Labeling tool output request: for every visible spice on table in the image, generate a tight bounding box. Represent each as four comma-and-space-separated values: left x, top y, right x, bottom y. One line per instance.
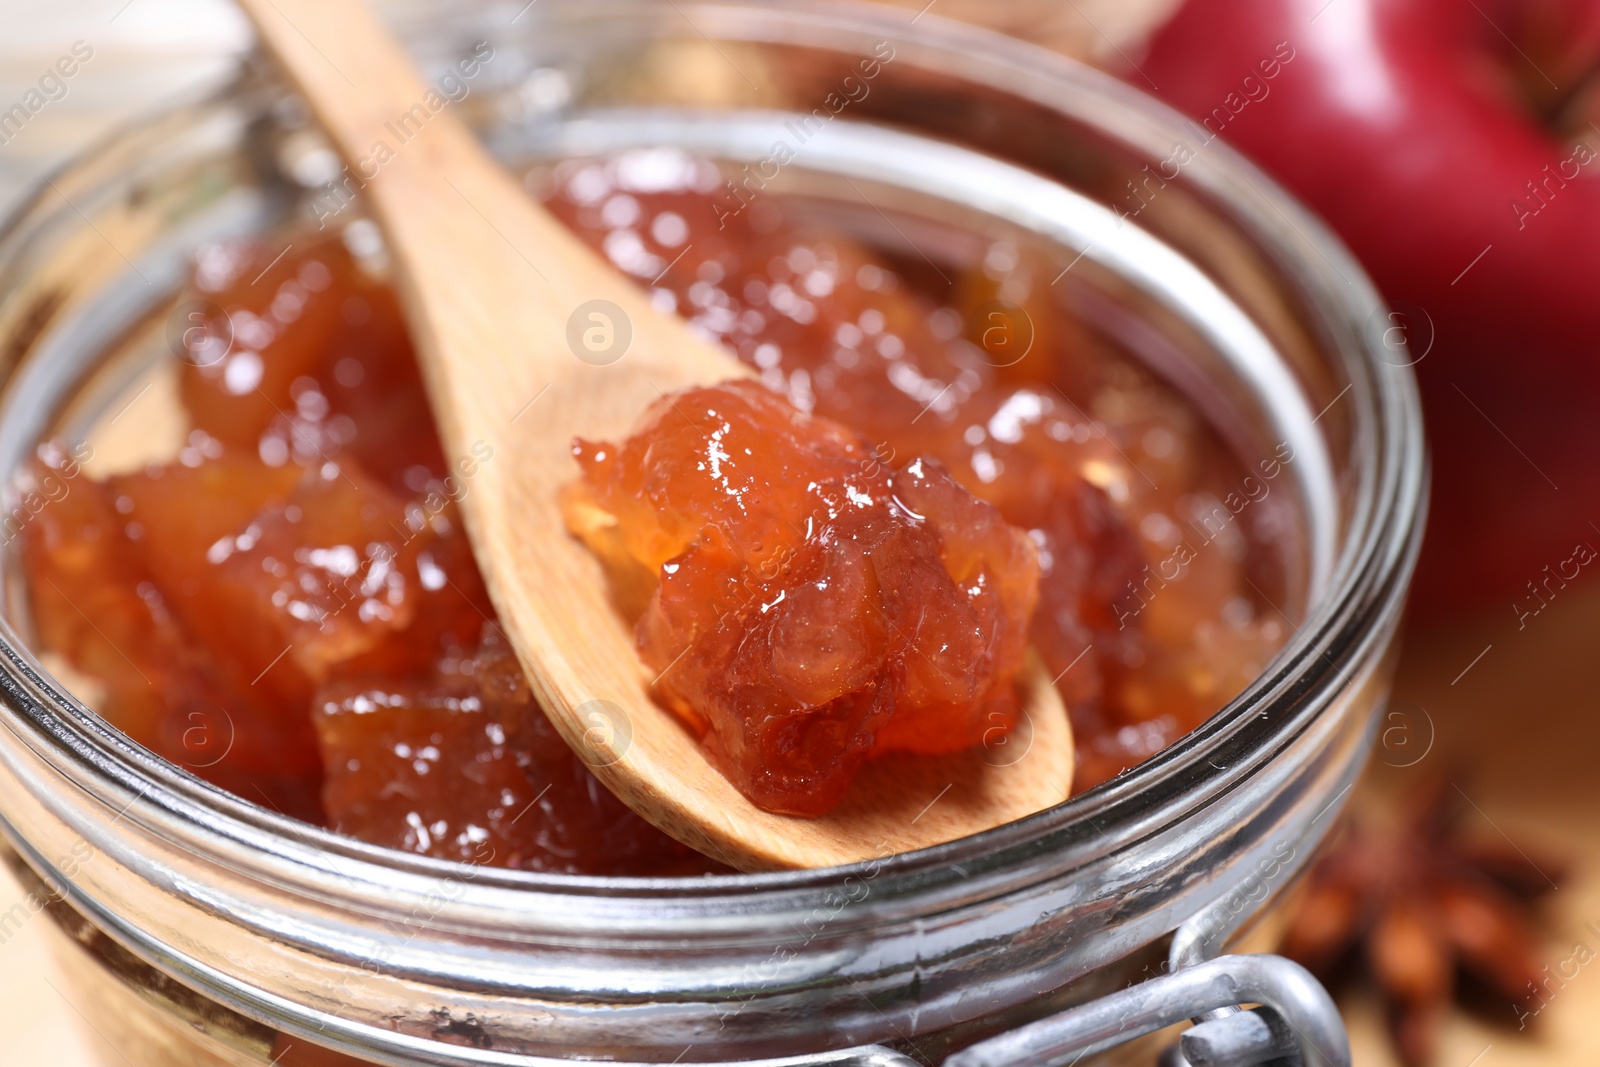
1281, 778, 1564, 1066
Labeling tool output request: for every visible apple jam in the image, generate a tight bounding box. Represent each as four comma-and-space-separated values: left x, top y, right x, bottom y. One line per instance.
18, 149, 1285, 873
570, 382, 1041, 816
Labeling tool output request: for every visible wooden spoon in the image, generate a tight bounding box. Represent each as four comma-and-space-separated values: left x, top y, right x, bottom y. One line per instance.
237, 0, 1074, 870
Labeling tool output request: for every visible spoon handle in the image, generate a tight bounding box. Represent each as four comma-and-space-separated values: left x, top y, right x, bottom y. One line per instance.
238, 0, 744, 416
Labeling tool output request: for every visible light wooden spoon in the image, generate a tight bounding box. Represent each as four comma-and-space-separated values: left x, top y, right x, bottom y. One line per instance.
237, 0, 1073, 870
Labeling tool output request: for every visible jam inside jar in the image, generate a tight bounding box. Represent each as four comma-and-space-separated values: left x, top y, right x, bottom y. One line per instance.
12, 83, 1312, 883
15, 138, 1298, 877
547, 147, 1298, 812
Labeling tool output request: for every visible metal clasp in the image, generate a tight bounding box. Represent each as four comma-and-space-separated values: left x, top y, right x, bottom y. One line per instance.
690, 877, 1351, 1067
934, 865, 1353, 1067
941, 954, 1348, 1067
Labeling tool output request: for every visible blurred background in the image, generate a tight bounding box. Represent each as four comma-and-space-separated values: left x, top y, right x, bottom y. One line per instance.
3, 1, 1597, 1064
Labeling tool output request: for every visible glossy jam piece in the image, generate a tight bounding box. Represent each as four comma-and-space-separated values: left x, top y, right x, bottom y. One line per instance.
572, 381, 1039, 815
316, 626, 716, 875
108, 450, 308, 709
20, 447, 324, 820
111, 452, 489, 694
181, 233, 444, 491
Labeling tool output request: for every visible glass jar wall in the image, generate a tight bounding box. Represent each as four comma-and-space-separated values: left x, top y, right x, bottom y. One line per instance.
0, 2, 1423, 1063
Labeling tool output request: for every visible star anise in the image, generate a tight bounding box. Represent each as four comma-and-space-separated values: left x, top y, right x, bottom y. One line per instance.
1280, 777, 1564, 1066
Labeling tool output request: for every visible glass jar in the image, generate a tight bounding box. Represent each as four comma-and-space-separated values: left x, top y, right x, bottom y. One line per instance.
0, 2, 1424, 1065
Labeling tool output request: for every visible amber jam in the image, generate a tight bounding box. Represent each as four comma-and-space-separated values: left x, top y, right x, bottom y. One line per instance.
19, 149, 1285, 874
570, 382, 1041, 816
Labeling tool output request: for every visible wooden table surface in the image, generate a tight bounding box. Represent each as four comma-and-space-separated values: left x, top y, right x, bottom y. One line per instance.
3, 3, 1595, 1065
1343, 584, 1600, 1067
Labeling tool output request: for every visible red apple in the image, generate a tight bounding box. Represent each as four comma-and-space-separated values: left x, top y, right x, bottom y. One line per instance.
1130, 0, 1600, 618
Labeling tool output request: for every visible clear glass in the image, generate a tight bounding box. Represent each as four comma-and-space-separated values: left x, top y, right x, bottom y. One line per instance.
0, 2, 1424, 1064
